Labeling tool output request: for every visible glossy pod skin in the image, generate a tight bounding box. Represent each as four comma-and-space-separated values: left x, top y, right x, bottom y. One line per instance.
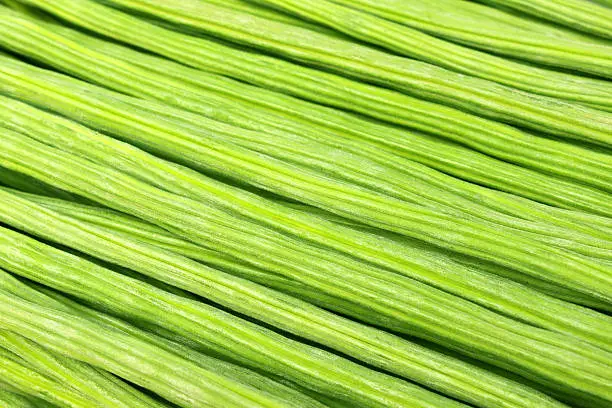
0, 129, 610, 407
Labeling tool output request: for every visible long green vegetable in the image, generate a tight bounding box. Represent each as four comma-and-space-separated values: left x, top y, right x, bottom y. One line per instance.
71, 102, 612, 254
329, 0, 607, 43
2, 67, 611, 260
36, 293, 356, 408
54, 20, 612, 198
0, 3, 610, 406
0, 386, 56, 408
593, 0, 612, 6
99, 0, 612, 141
2, 14, 611, 218
1, 128, 611, 407
324, 0, 612, 77
0, 270, 337, 408
0, 166, 80, 201
189, 0, 335, 34
0, 347, 99, 408
0, 286, 334, 408
4, 87, 612, 308
65, 14, 612, 195
0, 331, 171, 408
0, 187, 591, 408
2, 67, 611, 309
11, 188, 611, 350
13, 0, 612, 147
0, 230, 605, 408
0, 227, 470, 408
1, 165, 604, 313
475, 0, 612, 39
131, 0, 612, 104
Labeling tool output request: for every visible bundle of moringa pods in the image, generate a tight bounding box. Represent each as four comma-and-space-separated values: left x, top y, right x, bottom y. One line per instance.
0, 0, 610, 407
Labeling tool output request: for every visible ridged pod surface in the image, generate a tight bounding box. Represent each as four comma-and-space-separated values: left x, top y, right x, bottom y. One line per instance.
98, 0, 612, 141
1, 58, 611, 306
12, 0, 612, 147
2, 73, 611, 307
476, 0, 612, 39
0, 346, 100, 408
1, 15, 610, 214
0, 331, 170, 408
0, 188, 574, 408
0, 288, 336, 408
127, 0, 612, 103
0, 271, 335, 408
11, 189, 611, 351
1, 67, 611, 256
7, 86, 612, 308
0, 129, 610, 406
326, 0, 612, 77
0, 228, 467, 408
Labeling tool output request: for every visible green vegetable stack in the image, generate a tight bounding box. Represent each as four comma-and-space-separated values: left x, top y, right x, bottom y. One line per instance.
0, 0, 610, 407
